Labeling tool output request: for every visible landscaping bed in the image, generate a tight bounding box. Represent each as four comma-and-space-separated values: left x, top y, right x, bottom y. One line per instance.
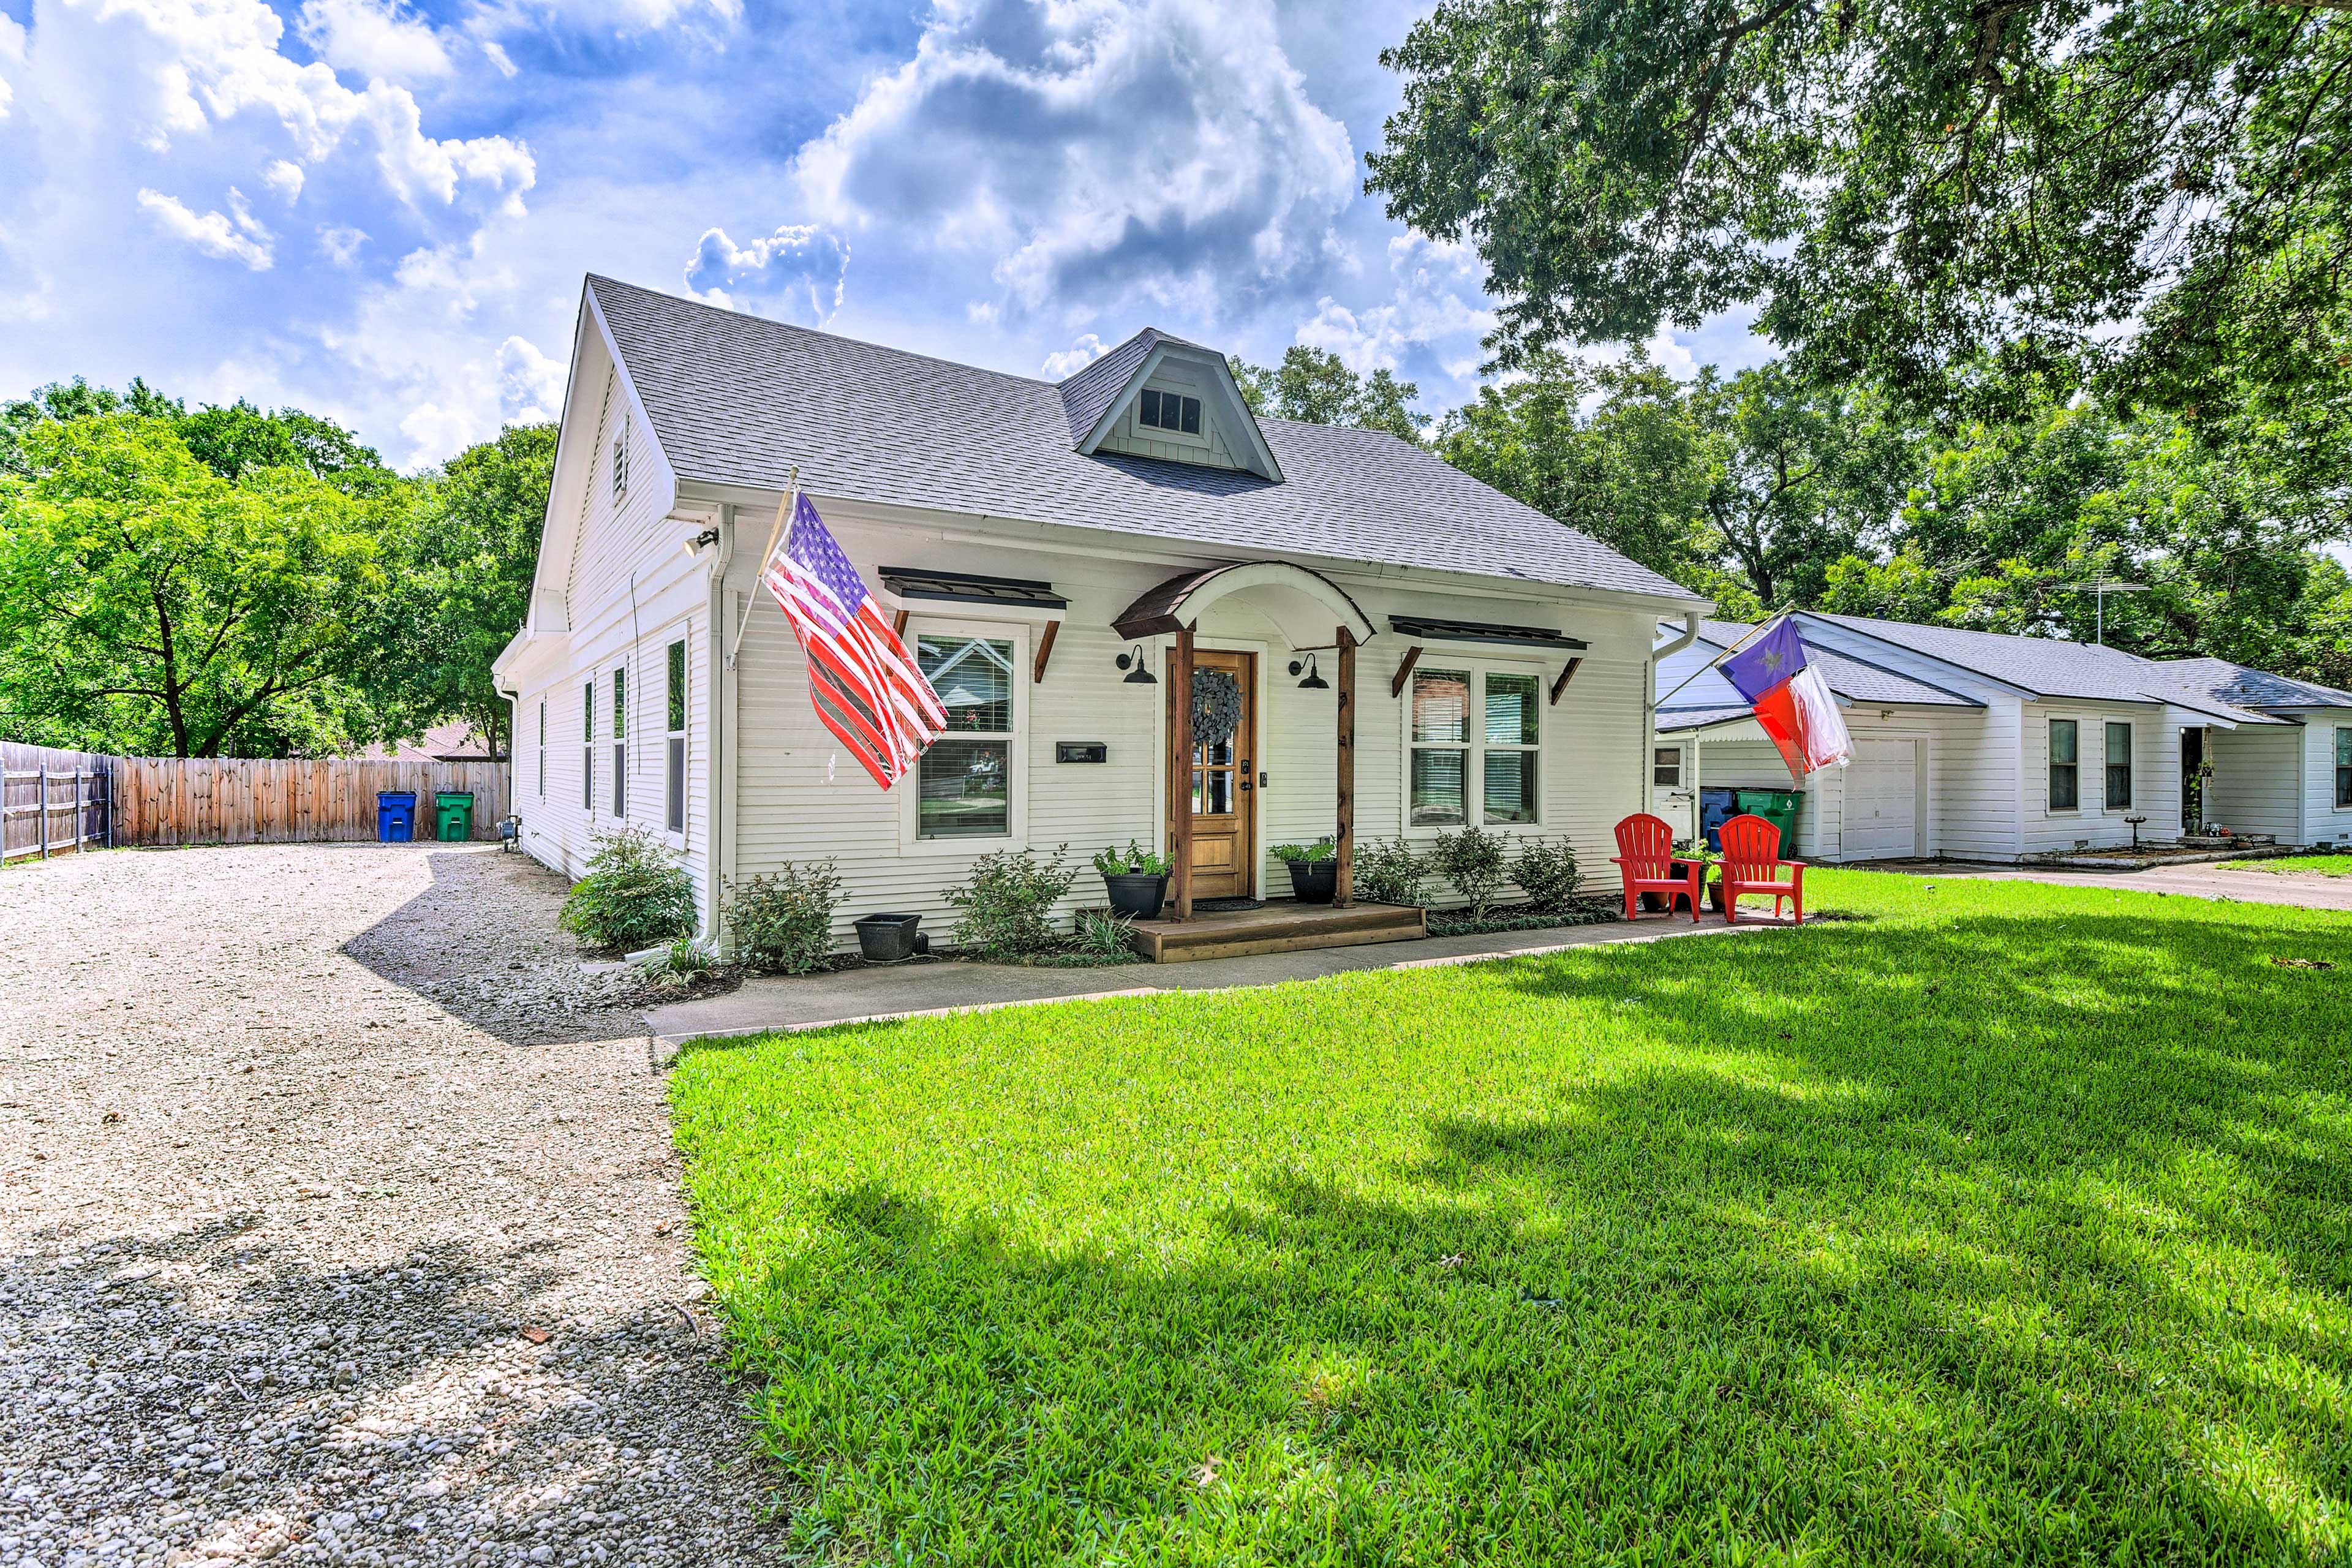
669, 868, 2352, 1564
1423, 898, 1621, 937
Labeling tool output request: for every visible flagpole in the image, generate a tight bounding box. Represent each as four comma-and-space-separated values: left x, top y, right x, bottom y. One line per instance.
1653, 601, 1796, 712
727, 464, 800, 664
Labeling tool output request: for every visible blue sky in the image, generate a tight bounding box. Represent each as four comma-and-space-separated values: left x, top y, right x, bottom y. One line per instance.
0, 0, 1776, 470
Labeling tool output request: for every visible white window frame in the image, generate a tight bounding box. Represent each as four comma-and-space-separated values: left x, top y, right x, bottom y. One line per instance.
612, 421, 629, 500
536, 699, 546, 801
664, 635, 689, 842
581, 680, 595, 815
2046, 717, 2080, 813
2104, 720, 2133, 810
611, 664, 629, 819
1652, 745, 1684, 790
2335, 726, 2352, 812
1398, 655, 1547, 835
898, 616, 1031, 854
1133, 382, 1210, 449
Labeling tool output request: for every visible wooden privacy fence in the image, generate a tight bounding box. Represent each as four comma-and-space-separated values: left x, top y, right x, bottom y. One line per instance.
2, 742, 114, 861
111, 758, 509, 846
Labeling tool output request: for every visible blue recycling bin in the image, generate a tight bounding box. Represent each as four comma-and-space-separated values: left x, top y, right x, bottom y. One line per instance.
376, 791, 417, 843
1700, 787, 1738, 850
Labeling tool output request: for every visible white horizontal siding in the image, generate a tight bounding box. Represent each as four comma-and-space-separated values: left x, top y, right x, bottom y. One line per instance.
2296, 714, 2352, 845
2018, 702, 2182, 854
2207, 722, 2303, 843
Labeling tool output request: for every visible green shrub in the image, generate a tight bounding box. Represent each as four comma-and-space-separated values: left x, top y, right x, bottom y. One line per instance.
1069, 907, 1138, 960
947, 845, 1079, 961
1352, 837, 1425, 906
1091, 840, 1172, 878
1426, 826, 1511, 918
725, 860, 843, 974
1270, 838, 1335, 863
1512, 837, 1583, 911
559, 827, 696, 952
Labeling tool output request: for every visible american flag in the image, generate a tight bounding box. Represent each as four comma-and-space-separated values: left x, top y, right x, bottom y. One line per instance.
759, 491, 948, 788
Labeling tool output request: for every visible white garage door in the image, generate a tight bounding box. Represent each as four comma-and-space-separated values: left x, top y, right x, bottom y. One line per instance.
1844, 740, 1918, 860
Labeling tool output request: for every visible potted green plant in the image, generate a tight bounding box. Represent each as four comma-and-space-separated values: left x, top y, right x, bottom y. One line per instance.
1091, 841, 1172, 919
1272, 839, 1338, 903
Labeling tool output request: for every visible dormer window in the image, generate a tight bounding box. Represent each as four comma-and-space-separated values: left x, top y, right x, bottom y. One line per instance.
1139, 389, 1200, 435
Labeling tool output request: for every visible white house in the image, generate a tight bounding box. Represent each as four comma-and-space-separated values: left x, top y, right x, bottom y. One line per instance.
493, 276, 1711, 958
1651, 611, 2344, 861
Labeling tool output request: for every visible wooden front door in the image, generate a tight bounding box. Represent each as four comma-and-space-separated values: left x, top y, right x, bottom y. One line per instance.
1168, 649, 1256, 899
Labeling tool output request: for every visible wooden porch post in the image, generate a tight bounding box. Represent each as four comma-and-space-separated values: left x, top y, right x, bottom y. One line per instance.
1170, 622, 1195, 921
1335, 624, 1355, 907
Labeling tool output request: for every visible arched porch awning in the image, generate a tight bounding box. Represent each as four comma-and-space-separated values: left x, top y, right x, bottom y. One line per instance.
1109, 560, 1376, 648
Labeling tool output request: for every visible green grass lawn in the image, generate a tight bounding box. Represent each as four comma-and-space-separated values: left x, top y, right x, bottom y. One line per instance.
670, 870, 2352, 1565
2225, 853, 2352, 878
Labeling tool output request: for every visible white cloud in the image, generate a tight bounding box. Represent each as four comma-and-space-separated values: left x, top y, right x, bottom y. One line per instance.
1039, 333, 1106, 379
0, 13, 24, 119
1295, 235, 1493, 374
683, 224, 848, 323
478, 37, 518, 77
297, 0, 454, 84
320, 224, 369, 265
137, 188, 275, 270
496, 334, 565, 422
795, 0, 1355, 322
262, 159, 306, 200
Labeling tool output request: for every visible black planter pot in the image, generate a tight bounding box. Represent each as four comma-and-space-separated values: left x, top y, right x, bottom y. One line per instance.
853, 912, 923, 963
1101, 872, 1169, 919
1285, 859, 1338, 903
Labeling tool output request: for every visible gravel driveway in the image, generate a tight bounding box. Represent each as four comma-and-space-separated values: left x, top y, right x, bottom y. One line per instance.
0, 843, 784, 1568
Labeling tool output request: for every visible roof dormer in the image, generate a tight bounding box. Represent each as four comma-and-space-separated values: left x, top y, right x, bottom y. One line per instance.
1057, 329, 1282, 482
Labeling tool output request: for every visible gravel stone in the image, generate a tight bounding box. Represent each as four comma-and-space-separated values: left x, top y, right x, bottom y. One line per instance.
0, 843, 786, 1566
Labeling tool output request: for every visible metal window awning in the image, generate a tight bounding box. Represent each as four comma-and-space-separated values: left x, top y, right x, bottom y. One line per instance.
1387, 616, 1588, 651
880, 567, 1067, 610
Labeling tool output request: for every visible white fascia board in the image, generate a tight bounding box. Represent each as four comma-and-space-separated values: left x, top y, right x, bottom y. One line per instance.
669, 479, 1708, 619
1789, 612, 2042, 702
582, 284, 678, 520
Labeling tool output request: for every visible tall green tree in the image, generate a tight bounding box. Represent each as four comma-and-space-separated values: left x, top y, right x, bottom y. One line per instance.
1366, 0, 2352, 442
351, 423, 556, 758
1229, 347, 1431, 442
0, 414, 391, 756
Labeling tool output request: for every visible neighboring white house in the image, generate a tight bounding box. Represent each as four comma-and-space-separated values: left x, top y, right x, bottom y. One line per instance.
492, 275, 1712, 951
1649, 612, 2334, 862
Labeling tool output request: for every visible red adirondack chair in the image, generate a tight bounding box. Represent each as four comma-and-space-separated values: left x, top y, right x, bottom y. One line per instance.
1717, 813, 1806, 925
1612, 813, 1705, 922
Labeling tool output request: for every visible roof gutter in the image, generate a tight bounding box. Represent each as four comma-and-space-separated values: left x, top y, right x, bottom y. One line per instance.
1645, 612, 1703, 820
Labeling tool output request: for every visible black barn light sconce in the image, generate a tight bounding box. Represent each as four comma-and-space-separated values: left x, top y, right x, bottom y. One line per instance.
1115, 644, 1158, 684
1288, 653, 1329, 690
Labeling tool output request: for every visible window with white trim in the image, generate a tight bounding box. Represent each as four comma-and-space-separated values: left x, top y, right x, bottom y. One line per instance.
581, 681, 595, 813
1653, 746, 1683, 789
2337, 728, 2351, 809
915, 633, 1016, 839
1139, 388, 1200, 435
665, 639, 687, 835
612, 422, 628, 499
536, 699, 546, 801
611, 665, 628, 818
2049, 718, 2079, 810
2105, 721, 2133, 809
1408, 665, 1540, 828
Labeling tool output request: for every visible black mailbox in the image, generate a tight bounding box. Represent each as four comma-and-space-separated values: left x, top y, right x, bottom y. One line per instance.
1055, 741, 1108, 764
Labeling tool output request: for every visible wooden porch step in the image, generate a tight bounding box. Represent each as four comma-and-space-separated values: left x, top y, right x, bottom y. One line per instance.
1126, 901, 1427, 964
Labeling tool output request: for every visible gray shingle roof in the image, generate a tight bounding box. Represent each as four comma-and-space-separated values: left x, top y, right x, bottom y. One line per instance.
1054, 328, 1163, 443
2150, 657, 2352, 713
1695, 620, 1980, 709
587, 275, 1700, 602
1804, 612, 2279, 723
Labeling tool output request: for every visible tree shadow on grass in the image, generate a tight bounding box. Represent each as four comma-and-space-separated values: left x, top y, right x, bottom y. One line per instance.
688, 907, 2352, 1565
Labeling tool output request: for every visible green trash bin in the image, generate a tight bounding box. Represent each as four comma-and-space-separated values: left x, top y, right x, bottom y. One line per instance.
434, 791, 475, 842
1735, 788, 1803, 855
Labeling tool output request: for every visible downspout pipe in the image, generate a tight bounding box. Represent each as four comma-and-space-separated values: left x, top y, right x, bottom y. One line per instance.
1645, 612, 1702, 819
701, 505, 737, 946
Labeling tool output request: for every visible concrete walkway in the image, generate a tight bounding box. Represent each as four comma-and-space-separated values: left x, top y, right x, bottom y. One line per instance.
644, 914, 1775, 1047
1855, 858, 2352, 911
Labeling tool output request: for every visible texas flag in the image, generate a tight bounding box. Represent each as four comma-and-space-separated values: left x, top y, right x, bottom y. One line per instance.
1718, 618, 1853, 779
